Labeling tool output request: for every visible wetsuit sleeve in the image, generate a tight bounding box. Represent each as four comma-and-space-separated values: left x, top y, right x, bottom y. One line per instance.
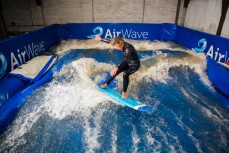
116, 58, 126, 68
101, 38, 111, 44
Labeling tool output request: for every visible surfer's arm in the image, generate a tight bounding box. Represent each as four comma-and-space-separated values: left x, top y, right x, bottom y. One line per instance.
110, 58, 125, 76
95, 35, 111, 44
101, 38, 112, 44
117, 58, 125, 68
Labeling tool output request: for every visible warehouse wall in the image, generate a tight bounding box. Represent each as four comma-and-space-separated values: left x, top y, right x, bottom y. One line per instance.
1, 0, 180, 34
184, 0, 221, 35
0, 0, 228, 38
221, 7, 229, 38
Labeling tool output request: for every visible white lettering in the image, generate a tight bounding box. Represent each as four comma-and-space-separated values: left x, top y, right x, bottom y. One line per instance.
21, 51, 26, 63
142, 32, 148, 39
10, 41, 45, 70
105, 29, 113, 38
41, 41, 45, 51
218, 53, 225, 62
214, 51, 218, 60
113, 29, 116, 37
34, 44, 39, 55
24, 43, 34, 59
206, 45, 214, 59
116, 31, 121, 36
137, 31, 143, 38
11, 52, 19, 70
121, 29, 132, 38
131, 30, 137, 38
17, 49, 23, 65
105, 29, 149, 39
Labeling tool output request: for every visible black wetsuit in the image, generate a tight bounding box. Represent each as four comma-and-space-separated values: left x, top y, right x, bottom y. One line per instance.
101, 38, 140, 92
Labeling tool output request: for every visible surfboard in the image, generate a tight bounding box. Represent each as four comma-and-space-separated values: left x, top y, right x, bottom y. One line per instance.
98, 85, 153, 112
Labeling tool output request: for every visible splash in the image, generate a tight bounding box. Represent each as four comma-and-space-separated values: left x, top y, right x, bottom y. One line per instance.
46, 58, 113, 119
52, 39, 210, 89
52, 39, 188, 55
1, 39, 227, 153
0, 58, 115, 151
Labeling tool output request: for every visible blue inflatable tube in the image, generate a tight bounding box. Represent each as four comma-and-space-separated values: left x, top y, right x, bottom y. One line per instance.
0, 51, 71, 134
0, 69, 53, 134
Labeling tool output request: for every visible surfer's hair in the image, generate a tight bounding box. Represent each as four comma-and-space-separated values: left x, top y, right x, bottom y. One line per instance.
111, 36, 124, 46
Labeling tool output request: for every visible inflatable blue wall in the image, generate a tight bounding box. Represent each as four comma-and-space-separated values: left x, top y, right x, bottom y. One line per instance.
175, 26, 229, 101
0, 23, 229, 134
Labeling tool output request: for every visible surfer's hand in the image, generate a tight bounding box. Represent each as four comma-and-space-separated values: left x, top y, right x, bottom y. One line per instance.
111, 67, 118, 76
95, 35, 101, 41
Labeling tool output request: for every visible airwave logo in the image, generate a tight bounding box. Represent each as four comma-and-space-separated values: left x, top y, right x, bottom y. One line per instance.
193, 38, 229, 63
0, 52, 7, 79
87, 26, 149, 39
192, 38, 207, 53
11, 41, 45, 70
87, 26, 103, 38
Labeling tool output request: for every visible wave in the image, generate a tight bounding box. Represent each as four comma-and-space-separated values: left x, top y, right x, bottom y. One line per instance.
1, 40, 228, 152
52, 39, 189, 55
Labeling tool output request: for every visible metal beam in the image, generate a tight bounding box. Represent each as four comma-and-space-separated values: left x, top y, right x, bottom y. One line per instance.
0, 0, 8, 40
175, 0, 181, 24
216, 0, 229, 36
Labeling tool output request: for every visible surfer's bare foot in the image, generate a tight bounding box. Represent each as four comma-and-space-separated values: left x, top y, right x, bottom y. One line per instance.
101, 84, 108, 88
122, 92, 127, 99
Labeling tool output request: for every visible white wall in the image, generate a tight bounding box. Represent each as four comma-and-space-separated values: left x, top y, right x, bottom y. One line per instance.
143, 0, 178, 23
1, 0, 229, 38
184, 0, 221, 35
2, 0, 179, 33
221, 8, 229, 38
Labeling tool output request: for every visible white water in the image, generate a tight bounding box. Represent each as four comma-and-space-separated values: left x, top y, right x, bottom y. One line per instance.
53, 39, 210, 85
1, 39, 226, 152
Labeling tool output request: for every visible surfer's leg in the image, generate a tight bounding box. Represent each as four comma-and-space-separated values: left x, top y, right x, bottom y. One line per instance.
123, 72, 129, 92
122, 70, 129, 98
123, 65, 140, 92
101, 75, 119, 88
106, 67, 127, 85
101, 84, 108, 88
105, 61, 129, 86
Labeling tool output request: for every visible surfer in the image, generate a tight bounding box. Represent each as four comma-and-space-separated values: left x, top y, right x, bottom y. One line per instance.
95, 35, 140, 98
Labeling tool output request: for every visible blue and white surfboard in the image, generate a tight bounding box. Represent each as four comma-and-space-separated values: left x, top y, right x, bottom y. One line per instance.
98, 85, 153, 112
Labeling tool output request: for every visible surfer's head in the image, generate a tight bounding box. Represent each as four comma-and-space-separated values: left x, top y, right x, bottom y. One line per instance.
111, 36, 125, 50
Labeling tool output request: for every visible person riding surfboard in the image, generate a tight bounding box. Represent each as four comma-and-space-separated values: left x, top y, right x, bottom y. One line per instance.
95, 35, 140, 99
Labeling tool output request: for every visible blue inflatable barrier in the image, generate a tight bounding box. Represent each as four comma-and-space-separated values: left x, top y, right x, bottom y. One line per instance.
0, 24, 59, 77
161, 23, 177, 41
0, 76, 28, 107
58, 23, 163, 40
0, 69, 53, 134
175, 25, 229, 105
207, 57, 229, 97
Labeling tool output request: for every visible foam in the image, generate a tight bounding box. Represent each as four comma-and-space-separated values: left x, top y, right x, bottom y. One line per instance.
53, 39, 188, 55
51, 39, 212, 92
181, 85, 229, 131
0, 98, 47, 152
46, 58, 115, 119
172, 111, 204, 153
0, 58, 116, 151
0, 39, 219, 152
111, 125, 118, 153
145, 128, 162, 152
121, 52, 211, 95
83, 109, 105, 152
53, 39, 211, 89
132, 126, 140, 153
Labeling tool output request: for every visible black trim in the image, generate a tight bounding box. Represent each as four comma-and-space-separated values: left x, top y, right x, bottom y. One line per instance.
216, 0, 229, 35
